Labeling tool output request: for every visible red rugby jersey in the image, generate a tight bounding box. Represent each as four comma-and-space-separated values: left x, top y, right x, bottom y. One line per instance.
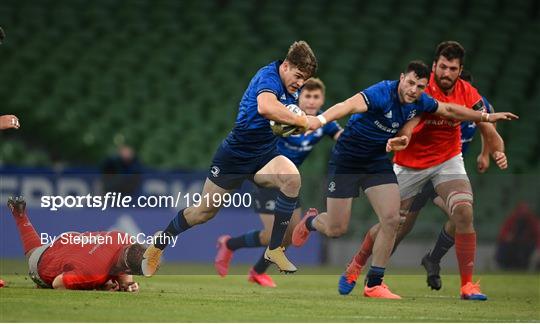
38, 231, 130, 289
394, 74, 483, 169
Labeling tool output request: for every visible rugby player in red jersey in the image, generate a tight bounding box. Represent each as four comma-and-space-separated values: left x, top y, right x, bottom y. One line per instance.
6, 197, 144, 292
338, 41, 510, 300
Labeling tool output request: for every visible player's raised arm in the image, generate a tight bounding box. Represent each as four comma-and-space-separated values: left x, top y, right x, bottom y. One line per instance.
434, 102, 518, 123
308, 93, 368, 131
257, 92, 309, 130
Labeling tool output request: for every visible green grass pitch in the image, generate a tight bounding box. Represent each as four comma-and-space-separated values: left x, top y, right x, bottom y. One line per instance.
1, 260, 538, 322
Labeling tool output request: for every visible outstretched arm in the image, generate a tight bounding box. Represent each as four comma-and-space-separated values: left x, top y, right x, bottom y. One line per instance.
309, 93, 368, 131
434, 102, 518, 123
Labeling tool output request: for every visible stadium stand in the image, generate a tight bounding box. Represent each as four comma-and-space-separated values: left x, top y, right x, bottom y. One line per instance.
0, 0, 538, 239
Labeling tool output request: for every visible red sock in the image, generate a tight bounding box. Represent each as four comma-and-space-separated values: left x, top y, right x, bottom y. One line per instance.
13, 212, 42, 255
455, 232, 476, 286
353, 231, 375, 267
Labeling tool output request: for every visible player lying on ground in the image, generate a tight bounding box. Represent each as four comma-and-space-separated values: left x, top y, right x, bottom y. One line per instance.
141, 41, 320, 277
292, 60, 517, 299
333, 41, 514, 300
214, 78, 343, 287
7, 197, 143, 292
340, 69, 508, 296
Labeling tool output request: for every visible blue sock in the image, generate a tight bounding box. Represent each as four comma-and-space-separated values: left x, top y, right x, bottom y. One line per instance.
226, 230, 262, 251
305, 216, 316, 231
269, 191, 298, 249
428, 226, 455, 263
366, 265, 385, 287
155, 209, 191, 250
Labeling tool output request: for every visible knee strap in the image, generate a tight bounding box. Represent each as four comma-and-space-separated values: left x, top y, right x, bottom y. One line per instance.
446, 191, 473, 216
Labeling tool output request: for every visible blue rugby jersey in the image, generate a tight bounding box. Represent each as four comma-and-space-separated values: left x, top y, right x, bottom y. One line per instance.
222, 60, 299, 158
334, 80, 438, 161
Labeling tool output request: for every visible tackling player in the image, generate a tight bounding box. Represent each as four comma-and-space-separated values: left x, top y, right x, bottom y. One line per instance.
141, 41, 320, 276
6, 197, 143, 292
335, 41, 512, 300
291, 60, 517, 299
214, 78, 342, 287
419, 70, 506, 290
338, 69, 507, 296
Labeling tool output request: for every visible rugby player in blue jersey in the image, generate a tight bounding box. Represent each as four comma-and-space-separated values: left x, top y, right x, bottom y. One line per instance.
214, 78, 343, 287
141, 41, 320, 276
291, 61, 517, 299
335, 70, 509, 296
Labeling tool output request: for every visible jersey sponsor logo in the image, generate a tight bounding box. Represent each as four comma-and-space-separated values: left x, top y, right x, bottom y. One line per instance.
210, 166, 220, 177
424, 119, 459, 127
384, 111, 393, 119
283, 141, 313, 153
328, 181, 336, 192
392, 122, 400, 128
374, 120, 399, 133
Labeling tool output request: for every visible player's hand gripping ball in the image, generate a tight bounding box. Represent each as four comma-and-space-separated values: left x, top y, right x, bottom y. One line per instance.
270, 104, 305, 137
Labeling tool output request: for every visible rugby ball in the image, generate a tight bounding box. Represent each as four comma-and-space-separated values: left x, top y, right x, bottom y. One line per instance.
270, 104, 304, 137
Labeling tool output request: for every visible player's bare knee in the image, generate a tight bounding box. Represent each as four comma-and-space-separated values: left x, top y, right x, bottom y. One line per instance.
277, 172, 301, 196
452, 204, 474, 227
379, 211, 401, 231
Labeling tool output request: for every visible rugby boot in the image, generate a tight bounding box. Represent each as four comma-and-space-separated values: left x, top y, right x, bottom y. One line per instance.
264, 246, 297, 273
